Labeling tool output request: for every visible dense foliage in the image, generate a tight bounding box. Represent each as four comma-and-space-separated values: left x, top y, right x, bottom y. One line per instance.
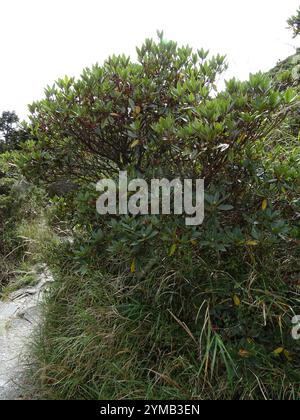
1, 14, 300, 399
0, 112, 42, 291
11, 34, 298, 400
0, 111, 19, 153
21, 33, 295, 189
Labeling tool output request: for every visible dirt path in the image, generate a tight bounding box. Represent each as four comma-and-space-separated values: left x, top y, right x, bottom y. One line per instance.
0, 266, 53, 400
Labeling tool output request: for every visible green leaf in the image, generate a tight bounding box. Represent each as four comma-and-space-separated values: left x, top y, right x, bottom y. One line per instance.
218, 204, 234, 211
169, 244, 177, 257
130, 139, 140, 148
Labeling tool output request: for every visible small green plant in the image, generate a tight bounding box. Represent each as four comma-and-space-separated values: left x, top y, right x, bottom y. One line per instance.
288, 7, 300, 38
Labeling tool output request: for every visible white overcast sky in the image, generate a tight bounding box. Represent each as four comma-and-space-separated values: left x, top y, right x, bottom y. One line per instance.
0, 0, 299, 120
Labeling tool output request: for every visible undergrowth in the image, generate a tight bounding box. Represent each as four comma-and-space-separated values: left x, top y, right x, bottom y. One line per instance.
31, 234, 300, 400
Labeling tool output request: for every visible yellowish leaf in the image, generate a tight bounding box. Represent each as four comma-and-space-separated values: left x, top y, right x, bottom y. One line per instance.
130, 260, 136, 273
283, 350, 293, 361
190, 240, 197, 246
262, 199, 268, 211
245, 240, 259, 246
169, 244, 177, 257
134, 106, 141, 115
130, 139, 140, 149
273, 347, 284, 355
233, 295, 241, 306
239, 349, 250, 358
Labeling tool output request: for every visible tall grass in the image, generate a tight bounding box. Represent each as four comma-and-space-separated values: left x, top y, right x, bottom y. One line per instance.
31, 235, 300, 400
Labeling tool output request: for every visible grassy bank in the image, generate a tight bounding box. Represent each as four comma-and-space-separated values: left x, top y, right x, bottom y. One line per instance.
31, 236, 299, 400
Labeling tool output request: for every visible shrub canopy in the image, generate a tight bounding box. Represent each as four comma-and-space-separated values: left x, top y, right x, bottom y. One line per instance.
21, 35, 297, 187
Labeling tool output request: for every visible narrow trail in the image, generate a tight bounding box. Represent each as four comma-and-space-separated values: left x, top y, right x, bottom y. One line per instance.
0, 265, 53, 400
